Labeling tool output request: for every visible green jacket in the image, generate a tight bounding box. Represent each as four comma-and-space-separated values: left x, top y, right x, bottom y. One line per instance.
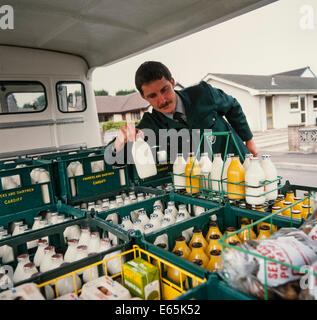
137, 81, 252, 159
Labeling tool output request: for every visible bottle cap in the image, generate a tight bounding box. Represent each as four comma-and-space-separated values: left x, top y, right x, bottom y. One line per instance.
210, 249, 222, 256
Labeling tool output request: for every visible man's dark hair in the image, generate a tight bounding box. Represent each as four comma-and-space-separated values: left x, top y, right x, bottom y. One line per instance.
135, 61, 172, 95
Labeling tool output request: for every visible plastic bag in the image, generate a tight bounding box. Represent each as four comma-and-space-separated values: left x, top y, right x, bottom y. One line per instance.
221, 227, 317, 300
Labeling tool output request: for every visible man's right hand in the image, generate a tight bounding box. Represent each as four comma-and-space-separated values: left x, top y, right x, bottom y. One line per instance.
114, 122, 144, 152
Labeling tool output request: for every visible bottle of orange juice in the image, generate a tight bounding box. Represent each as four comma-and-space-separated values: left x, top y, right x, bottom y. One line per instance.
185, 152, 201, 194
227, 156, 245, 200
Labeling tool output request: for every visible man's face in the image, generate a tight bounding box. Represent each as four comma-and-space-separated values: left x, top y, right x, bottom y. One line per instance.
141, 76, 177, 114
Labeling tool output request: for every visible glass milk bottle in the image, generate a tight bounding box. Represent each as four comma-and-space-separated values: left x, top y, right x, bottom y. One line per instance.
167, 201, 178, 218
152, 205, 164, 220
63, 224, 81, 241
13, 254, 31, 283
199, 152, 212, 191
164, 209, 176, 224
210, 153, 224, 193
78, 226, 91, 246
178, 204, 190, 219
83, 252, 99, 283
122, 215, 134, 230
75, 245, 88, 263
50, 253, 64, 270
38, 169, 51, 204
243, 153, 253, 171
57, 262, 82, 296
64, 239, 79, 263
67, 162, 77, 197
87, 232, 101, 254
222, 153, 234, 193
245, 157, 266, 205
131, 132, 157, 179
261, 155, 278, 201
22, 263, 39, 282
138, 210, 150, 226
40, 246, 56, 273
99, 238, 112, 253
149, 213, 161, 231
173, 153, 186, 190
143, 223, 155, 235
34, 239, 48, 267
175, 213, 192, 242
227, 156, 245, 200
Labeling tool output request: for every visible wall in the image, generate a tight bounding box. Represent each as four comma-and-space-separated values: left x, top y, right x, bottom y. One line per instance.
206, 79, 262, 132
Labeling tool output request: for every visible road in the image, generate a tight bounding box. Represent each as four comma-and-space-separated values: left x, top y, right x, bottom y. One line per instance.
278, 168, 317, 188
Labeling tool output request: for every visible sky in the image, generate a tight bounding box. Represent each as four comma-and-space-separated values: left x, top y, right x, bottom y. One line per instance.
92, 0, 317, 95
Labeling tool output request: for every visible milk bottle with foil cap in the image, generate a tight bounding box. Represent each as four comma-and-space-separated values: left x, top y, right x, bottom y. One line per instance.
199, 152, 212, 191
245, 157, 266, 205
131, 132, 157, 179
38, 169, 51, 204
173, 153, 186, 190
243, 153, 253, 171
210, 153, 224, 193
261, 154, 278, 201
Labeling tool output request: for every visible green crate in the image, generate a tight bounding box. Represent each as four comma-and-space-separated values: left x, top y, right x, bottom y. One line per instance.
130, 161, 173, 188
0, 158, 55, 216
0, 207, 131, 293
136, 200, 305, 280
176, 273, 255, 300
95, 191, 220, 236
39, 148, 131, 205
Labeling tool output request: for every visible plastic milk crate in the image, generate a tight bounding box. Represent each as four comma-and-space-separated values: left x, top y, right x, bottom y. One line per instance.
0, 206, 131, 297
0, 157, 55, 215
35, 245, 207, 300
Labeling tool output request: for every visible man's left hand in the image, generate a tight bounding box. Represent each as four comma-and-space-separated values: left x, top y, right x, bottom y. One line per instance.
246, 138, 258, 157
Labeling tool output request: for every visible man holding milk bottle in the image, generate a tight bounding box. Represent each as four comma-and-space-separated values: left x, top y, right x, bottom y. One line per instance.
104, 61, 257, 166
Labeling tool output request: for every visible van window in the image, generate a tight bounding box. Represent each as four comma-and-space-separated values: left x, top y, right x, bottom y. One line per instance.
56, 82, 86, 113
0, 81, 46, 114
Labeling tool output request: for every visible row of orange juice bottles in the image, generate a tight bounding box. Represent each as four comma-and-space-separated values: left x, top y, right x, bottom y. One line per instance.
165, 218, 275, 278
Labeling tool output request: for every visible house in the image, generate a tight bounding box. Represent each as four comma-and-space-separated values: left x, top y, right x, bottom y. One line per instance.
202, 68, 317, 132
96, 92, 150, 122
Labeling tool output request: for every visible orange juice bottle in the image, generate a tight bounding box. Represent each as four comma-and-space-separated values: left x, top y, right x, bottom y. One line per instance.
167, 250, 187, 285
302, 205, 312, 219
274, 195, 285, 208
227, 156, 245, 200
285, 190, 295, 203
188, 242, 209, 268
206, 234, 222, 257
257, 225, 272, 239
185, 152, 201, 194
207, 250, 223, 272
303, 192, 314, 213
238, 222, 257, 242
224, 227, 242, 245
205, 221, 223, 241
189, 228, 208, 252
172, 236, 191, 260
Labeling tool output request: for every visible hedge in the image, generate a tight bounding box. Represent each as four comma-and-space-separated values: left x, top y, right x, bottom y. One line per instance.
102, 120, 140, 132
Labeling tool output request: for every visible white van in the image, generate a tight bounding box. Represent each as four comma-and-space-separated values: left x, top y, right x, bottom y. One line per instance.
0, 1, 274, 159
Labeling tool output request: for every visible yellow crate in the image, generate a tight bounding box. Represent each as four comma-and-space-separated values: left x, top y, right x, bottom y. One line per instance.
37, 245, 206, 300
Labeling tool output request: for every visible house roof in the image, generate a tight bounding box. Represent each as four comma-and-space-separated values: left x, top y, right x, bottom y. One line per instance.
204, 73, 317, 95
96, 92, 150, 114
272, 66, 314, 77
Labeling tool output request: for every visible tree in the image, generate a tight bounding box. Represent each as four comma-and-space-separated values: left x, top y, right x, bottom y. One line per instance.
115, 89, 136, 96
95, 89, 109, 96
